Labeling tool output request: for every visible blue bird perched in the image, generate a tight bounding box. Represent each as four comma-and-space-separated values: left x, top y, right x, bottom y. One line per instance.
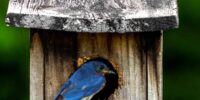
54, 60, 115, 100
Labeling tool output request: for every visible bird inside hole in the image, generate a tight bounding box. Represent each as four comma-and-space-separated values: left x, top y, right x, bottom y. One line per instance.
54, 60, 115, 100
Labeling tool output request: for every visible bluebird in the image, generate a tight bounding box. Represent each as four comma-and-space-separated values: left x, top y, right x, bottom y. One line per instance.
54, 60, 115, 100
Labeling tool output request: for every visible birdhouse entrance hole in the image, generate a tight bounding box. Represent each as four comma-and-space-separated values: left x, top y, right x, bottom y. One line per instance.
84, 57, 119, 100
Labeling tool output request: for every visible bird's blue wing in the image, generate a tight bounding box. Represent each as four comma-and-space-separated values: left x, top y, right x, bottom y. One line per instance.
62, 88, 85, 100
54, 64, 92, 100
54, 80, 73, 100
82, 76, 106, 97
62, 77, 105, 100
86, 83, 105, 96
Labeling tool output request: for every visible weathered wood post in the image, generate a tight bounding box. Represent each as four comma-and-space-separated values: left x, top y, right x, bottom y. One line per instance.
6, 0, 178, 100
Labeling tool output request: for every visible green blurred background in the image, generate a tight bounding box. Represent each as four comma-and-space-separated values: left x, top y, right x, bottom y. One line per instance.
0, 0, 200, 100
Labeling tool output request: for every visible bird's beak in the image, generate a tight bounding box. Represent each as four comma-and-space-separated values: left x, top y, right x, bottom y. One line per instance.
102, 69, 115, 75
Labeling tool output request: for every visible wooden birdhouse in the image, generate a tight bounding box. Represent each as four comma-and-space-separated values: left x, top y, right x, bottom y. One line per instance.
6, 0, 178, 100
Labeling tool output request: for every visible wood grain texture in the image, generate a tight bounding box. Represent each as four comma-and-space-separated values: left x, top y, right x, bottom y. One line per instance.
30, 32, 44, 100
30, 30, 162, 100
146, 32, 163, 100
6, 0, 178, 32
30, 30, 77, 100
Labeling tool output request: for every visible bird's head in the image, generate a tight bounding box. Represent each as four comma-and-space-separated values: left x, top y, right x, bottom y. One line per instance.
83, 61, 116, 75
84, 61, 115, 76
96, 65, 115, 75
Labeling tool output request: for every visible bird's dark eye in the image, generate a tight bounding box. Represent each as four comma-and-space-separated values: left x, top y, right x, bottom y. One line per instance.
96, 66, 104, 72
99, 66, 104, 70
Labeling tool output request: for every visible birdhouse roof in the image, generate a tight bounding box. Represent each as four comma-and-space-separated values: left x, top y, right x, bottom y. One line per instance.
6, 0, 178, 33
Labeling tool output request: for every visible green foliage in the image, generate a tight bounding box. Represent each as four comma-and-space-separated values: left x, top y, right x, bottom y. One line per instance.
0, 0, 200, 99
0, 1, 29, 100
163, 0, 200, 99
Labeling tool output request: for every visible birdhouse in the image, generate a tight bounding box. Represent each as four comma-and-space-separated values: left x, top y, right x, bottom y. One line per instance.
6, 0, 178, 100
